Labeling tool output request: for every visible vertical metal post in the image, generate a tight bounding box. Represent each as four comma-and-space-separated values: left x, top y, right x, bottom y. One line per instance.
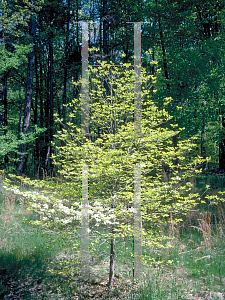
133, 22, 142, 282
80, 21, 90, 280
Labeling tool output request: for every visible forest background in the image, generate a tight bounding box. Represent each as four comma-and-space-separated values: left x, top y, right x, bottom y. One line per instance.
0, 0, 225, 175
1, 0, 225, 298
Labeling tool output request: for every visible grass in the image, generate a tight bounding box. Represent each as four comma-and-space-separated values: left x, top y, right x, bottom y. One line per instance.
0, 174, 225, 299
130, 208, 225, 299
0, 190, 80, 299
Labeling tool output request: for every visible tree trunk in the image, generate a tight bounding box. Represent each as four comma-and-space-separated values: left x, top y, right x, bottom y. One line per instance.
0, 71, 8, 129
173, 135, 179, 165
39, 57, 44, 128
44, 52, 50, 170
99, 11, 102, 53
76, 0, 79, 44
34, 43, 39, 175
219, 111, 225, 171
17, 15, 35, 175
201, 100, 207, 169
201, 128, 206, 159
219, 140, 225, 171
108, 227, 115, 287
158, 17, 170, 93
49, 19, 54, 170
0, 71, 8, 165
0, 26, 6, 132
15, 88, 23, 168
39, 48, 45, 172
18, 88, 23, 134
102, 0, 108, 56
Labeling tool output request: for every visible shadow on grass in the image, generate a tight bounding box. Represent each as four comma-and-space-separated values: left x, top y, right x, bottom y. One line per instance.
0, 198, 78, 299
0, 249, 76, 299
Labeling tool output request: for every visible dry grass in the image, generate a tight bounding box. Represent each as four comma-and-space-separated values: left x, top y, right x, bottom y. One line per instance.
197, 212, 212, 250
0, 193, 15, 223
0, 192, 16, 250
216, 201, 225, 235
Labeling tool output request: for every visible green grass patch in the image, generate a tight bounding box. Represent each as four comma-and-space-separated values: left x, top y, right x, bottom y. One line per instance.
0, 191, 79, 299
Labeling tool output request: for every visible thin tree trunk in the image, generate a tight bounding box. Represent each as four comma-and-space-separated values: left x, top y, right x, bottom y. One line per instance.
1, 72, 8, 129
201, 100, 207, 169
108, 225, 115, 287
102, 0, 108, 56
34, 43, 39, 175
0, 81, 3, 131
157, 6, 175, 167
18, 88, 23, 134
76, 0, 79, 44
17, 15, 35, 175
0, 27, 6, 131
0, 71, 8, 165
73, 0, 79, 105
39, 57, 44, 128
0, 71, 8, 128
219, 139, 225, 171
99, 11, 102, 53
201, 128, 206, 159
123, 21, 129, 61
45, 53, 50, 169
15, 88, 23, 164
49, 19, 54, 170
56, 92, 62, 120
219, 109, 225, 171
173, 135, 179, 165
39, 48, 45, 171
158, 17, 170, 93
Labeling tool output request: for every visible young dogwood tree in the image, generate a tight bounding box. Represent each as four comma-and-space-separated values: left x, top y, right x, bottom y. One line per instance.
3, 62, 205, 286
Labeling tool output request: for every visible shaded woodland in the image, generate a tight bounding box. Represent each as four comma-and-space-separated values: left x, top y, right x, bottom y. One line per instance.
1, 0, 225, 176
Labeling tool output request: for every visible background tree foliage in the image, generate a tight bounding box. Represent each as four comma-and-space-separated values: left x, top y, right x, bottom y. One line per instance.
0, 0, 224, 175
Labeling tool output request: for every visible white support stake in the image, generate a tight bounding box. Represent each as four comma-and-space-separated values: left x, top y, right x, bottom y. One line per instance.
80, 21, 90, 280
133, 22, 142, 282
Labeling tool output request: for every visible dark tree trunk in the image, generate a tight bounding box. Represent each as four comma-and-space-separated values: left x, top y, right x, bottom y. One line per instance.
17, 15, 35, 175
219, 140, 225, 171
108, 226, 115, 287
39, 57, 44, 128
201, 128, 206, 159
99, 12, 102, 53
201, 100, 207, 169
18, 88, 23, 134
1, 71, 8, 166
34, 43, 39, 174
39, 48, 45, 173
102, 0, 108, 56
0, 80, 3, 131
49, 19, 54, 170
173, 135, 179, 165
0, 28, 6, 132
158, 17, 170, 93
45, 56, 50, 169
156, 0, 169, 91
0, 71, 8, 130
76, 0, 79, 44
122, 21, 129, 61
15, 88, 23, 168
219, 113, 225, 171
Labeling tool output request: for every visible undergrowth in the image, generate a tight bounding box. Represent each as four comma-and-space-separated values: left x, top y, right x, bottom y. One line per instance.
0, 174, 225, 299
